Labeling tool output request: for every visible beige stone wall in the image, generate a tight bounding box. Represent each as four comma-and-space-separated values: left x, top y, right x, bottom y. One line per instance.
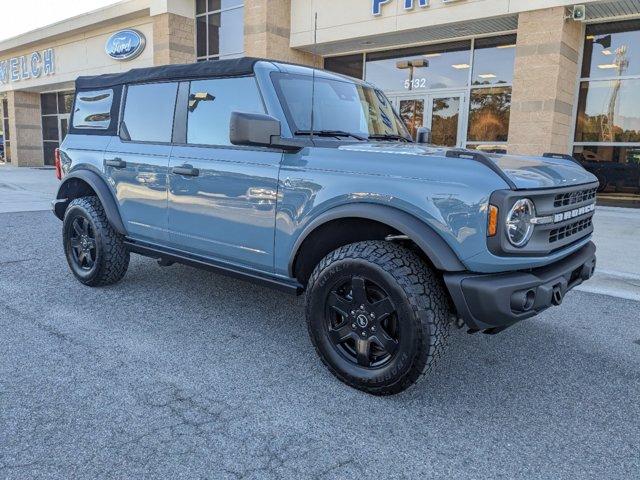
5, 91, 43, 167
153, 12, 196, 65
507, 7, 584, 156
245, 0, 319, 66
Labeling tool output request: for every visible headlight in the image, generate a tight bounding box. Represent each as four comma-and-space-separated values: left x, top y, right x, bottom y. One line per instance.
506, 198, 535, 247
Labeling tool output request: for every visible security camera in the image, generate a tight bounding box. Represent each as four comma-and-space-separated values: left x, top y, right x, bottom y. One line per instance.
572, 5, 586, 22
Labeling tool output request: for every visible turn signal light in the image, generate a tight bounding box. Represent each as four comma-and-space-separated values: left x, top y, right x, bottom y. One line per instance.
487, 205, 499, 237
54, 148, 62, 180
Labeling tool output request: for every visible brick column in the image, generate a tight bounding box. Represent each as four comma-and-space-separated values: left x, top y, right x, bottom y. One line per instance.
245, 0, 318, 66
507, 7, 584, 156
153, 12, 196, 65
5, 90, 44, 167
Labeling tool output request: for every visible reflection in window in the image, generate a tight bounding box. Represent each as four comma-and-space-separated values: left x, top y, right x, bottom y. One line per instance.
574, 79, 640, 143
187, 77, 264, 146
398, 99, 424, 139
72, 89, 114, 130
365, 41, 471, 92
472, 35, 516, 86
467, 87, 511, 142
196, 1, 244, 61
574, 145, 640, 207
581, 20, 640, 79
123, 83, 178, 142
272, 72, 410, 140
431, 97, 460, 147
324, 54, 365, 80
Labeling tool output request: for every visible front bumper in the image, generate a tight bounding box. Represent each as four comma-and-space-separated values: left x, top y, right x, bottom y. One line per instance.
443, 242, 596, 332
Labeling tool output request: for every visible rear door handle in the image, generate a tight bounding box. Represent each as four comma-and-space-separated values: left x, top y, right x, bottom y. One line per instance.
172, 166, 200, 177
105, 158, 126, 169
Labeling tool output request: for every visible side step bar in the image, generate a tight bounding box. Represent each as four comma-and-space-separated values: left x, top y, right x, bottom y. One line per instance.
124, 240, 304, 296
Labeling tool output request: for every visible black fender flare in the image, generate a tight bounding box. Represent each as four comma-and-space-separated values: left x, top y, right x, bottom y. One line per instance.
54, 170, 127, 236
288, 203, 466, 276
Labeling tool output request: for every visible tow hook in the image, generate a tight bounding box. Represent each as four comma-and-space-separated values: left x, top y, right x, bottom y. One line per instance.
551, 285, 564, 306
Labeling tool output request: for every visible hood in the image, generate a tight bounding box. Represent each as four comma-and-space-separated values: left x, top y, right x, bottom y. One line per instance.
337, 143, 597, 190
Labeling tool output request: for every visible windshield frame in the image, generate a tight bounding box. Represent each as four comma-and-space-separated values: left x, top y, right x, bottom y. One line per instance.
270, 71, 412, 142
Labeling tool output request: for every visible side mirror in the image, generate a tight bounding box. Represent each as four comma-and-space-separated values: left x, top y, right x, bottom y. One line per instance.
230, 111, 302, 151
416, 126, 431, 144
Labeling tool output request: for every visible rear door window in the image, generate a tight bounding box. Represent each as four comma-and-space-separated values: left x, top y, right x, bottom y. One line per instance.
123, 82, 179, 143
186, 77, 265, 146
72, 89, 114, 129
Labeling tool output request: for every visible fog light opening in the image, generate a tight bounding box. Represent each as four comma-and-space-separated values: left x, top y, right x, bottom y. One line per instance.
510, 289, 536, 312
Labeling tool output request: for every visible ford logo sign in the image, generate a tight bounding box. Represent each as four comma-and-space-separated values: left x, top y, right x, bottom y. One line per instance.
105, 29, 146, 61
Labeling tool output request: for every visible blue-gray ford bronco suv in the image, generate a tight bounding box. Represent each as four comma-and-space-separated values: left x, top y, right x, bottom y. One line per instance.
53, 58, 598, 395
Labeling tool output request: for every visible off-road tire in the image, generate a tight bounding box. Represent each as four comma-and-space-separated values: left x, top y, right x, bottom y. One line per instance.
63, 196, 129, 287
306, 240, 450, 395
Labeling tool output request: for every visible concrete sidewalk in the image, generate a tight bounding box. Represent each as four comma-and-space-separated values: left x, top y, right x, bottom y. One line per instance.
577, 206, 640, 301
0, 164, 58, 213
1, 162, 638, 299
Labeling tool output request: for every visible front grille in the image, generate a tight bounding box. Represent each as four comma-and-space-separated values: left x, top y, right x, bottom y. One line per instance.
553, 187, 597, 208
549, 217, 593, 243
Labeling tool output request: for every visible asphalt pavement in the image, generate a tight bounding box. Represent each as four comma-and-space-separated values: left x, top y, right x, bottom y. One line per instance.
1, 210, 639, 479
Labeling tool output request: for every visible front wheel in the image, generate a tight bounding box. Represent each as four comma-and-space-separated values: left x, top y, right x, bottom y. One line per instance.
306, 241, 450, 395
63, 196, 130, 287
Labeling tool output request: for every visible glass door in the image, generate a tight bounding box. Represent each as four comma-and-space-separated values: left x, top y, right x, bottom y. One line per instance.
58, 114, 70, 144
394, 92, 466, 147
425, 93, 466, 148
397, 97, 425, 140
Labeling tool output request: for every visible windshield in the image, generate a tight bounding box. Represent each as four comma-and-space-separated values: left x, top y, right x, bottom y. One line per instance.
271, 72, 412, 141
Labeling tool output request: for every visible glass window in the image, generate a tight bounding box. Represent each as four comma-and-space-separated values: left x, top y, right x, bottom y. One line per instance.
196, 1, 244, 61
574, 79, 640, 143
398, 99, 424, 139
123, 83, 178, 142
197, 16, 207, 57
187, 77, 264, 146
57, 92, 74, 114
271, 72, 411, 140
3, 119, 10, 141
574, 145, 640, 206
582, 20, 640, 79
43, 141, 59, 166
41, 116, 59, 141
472, 35, 516, 86
467, 87, 511, 142
41, 93, 58, 115
365, 41, 471, 92
325, 54, 365, 80
72, 89, 114, 130
210, 0, 243, 9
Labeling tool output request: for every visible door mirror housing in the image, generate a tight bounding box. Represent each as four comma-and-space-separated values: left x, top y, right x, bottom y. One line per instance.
416, 126, 431, 144
229, 111, 302, 151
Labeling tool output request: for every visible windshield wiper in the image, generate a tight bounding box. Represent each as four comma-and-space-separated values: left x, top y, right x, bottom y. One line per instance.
295, 130, 367, 141
368, 134, 412, 142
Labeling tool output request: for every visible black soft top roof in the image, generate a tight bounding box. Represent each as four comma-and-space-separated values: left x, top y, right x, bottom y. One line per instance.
76, 57, 267, 90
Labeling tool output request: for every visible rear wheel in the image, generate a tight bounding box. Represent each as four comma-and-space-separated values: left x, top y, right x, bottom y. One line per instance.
306, 241, 450, 395
63, 196, 129, 287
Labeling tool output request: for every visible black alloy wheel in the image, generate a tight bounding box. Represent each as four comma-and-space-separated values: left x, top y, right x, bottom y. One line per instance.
63, 196, 130, 287
306, 241, 451, 395
69, 216, 97, 272
326, 276, 400, 368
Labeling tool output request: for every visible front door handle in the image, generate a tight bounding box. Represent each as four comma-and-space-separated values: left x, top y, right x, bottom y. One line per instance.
172, 166, 200, 177
105, 158, 126, 169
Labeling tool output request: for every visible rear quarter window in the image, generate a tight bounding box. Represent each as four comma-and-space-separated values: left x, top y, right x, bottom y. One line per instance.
72, 90, 114, 130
